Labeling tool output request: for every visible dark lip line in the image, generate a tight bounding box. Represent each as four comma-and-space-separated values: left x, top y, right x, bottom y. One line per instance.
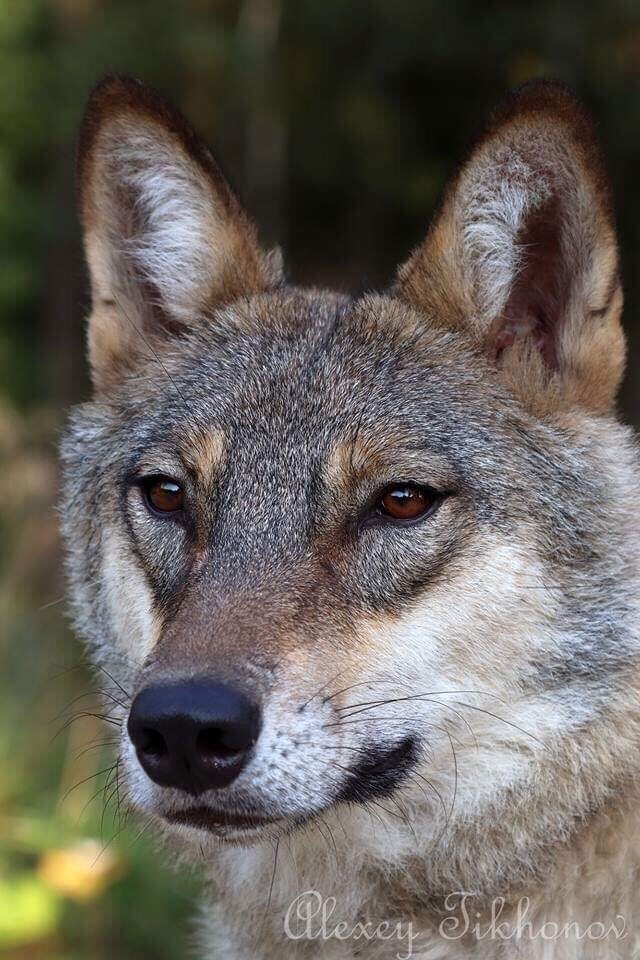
162, 737, 419, 835
165, 806, 281, 832
163, 738, 418, 833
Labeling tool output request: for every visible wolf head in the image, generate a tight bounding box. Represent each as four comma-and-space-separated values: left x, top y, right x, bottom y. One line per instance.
62, 76, 640, 893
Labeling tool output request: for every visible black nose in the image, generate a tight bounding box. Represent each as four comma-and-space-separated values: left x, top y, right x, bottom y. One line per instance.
127, 680, 261, 795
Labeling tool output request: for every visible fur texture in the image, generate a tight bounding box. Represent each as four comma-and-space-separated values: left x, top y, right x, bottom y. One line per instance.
61, 76, 640, 958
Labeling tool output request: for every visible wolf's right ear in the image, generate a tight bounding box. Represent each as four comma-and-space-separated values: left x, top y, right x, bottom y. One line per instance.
78, 76, 281, 392
396, 81, 624, 415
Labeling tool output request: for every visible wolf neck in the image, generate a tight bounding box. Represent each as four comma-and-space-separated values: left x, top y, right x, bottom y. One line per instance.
207, 790, 640, 958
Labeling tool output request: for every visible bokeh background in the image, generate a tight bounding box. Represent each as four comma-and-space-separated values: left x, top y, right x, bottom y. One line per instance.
1, 1, 639, 957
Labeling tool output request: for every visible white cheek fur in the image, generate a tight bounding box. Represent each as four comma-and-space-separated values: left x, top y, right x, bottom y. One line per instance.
101, 527, 160, 666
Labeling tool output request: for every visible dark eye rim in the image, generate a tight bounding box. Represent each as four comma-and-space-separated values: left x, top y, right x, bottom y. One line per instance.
137, 474, 185, 518
360, 481, 450, 530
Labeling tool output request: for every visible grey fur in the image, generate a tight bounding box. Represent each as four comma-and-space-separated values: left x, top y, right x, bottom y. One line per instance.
61, 76, 640, 959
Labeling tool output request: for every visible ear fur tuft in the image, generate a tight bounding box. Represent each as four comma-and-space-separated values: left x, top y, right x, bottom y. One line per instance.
77, 75, 281, 391
397, 80, 624, 414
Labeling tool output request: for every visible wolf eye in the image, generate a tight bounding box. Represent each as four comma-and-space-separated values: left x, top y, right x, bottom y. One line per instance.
142, 476, 184, 515
377, 483, 437, 522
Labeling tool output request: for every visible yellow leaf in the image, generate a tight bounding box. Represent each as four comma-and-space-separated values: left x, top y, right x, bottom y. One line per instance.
37, 839, 123, 902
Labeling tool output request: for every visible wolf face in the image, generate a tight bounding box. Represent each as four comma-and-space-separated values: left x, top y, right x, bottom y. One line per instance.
62, 77, 640, 907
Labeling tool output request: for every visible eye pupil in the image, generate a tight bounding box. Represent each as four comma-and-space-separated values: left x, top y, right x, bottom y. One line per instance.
144, 477, 184, 514
379, 485, 432, 521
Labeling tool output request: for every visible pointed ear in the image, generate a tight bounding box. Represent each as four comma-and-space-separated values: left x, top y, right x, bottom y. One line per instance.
77, 75, 282, 392
396, 81, 624, 414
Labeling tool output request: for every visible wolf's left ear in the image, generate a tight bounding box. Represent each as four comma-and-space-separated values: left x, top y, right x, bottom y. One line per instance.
78, 76, 282, 391
396, 81, 624, 413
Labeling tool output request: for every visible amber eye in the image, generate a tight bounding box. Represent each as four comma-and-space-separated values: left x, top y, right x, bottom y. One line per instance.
142, 476, 184, 515
377, 483, 436, 522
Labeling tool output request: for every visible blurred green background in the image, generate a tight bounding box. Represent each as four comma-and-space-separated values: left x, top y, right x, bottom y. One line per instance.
1, 1, 638, 957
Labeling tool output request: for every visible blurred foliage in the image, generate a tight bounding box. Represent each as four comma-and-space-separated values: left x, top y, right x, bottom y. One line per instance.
0, 1, 638, 958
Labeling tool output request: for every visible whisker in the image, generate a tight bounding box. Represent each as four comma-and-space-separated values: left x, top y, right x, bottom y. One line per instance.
73, 738, 121, 762
38, 595, 66, 611
360, 801, 391, 835
260, 838, 280, 931
298, 668, 351, 712
450, 701, 542, 745
367, 797, 412, 826
408, 769, 448, 825
80, 778, 119, 821
322, 678, 397, 706
324, 714, 427, 728
50, 712, 123, 745
52, 689, 128, 723
128, 815, 155, 850
335, 693, 525, 751
60, 763, 119, 806
318, 815, 340, 860
94, 664, 133, 702
441, 725, 459, 821
337, 689, 504, 715
100, 760, 122, 844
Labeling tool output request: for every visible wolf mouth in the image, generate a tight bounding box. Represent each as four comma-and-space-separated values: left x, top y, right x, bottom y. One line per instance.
162, 739, 418, 834
166, 806, 282, 833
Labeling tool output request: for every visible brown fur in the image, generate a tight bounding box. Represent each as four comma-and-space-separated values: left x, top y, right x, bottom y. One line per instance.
78, 76, 281, 392
397, 80, 625, 416
61, 77, 640, 959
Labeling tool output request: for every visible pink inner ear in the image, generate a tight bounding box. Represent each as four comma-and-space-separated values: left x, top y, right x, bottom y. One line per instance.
494, 194, 567, 369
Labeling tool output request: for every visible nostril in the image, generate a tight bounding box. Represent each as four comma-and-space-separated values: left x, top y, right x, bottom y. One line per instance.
196, 728, 245, 762
139, 727, 168, 759
128, 680, 261, 793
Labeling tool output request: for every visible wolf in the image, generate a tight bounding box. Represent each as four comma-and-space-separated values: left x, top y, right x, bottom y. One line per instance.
61, 74, 640, 959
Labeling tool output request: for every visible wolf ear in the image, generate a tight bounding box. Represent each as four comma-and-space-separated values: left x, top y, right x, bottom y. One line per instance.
78, 75, 282, 391
396, 81, 624, 414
